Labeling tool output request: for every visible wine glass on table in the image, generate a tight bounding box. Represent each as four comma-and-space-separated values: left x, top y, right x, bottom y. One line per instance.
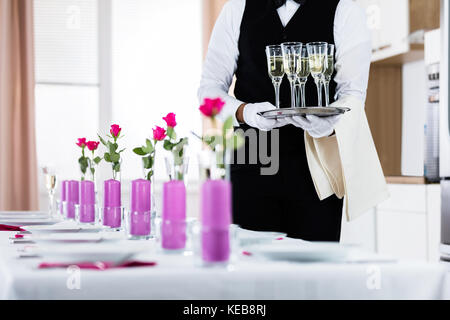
42, 166, 57, 218
281, 42, 302, 108
265, 45, 285, 108
322, 44, 335, 106
295, 46, 310, 108
306, 42, 327, 106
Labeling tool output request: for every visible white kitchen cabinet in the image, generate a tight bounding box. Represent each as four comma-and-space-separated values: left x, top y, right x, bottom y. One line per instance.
376, 209, 428, 261
375, 184, 441, 261
354, 0, 409, 62
341, 183, 441, 262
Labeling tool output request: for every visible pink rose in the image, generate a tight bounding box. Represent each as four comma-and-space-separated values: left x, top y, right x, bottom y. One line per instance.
110, 124, 122, 138
76, 138, 87, 148
86, 141, 100, 151
199, 98, 225, 117
153, 126, 167, 141
163, 113, 177, 128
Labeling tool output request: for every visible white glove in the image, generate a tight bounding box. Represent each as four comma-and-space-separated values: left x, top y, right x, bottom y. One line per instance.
287, 114, 342, 138
243, 102, 289, 131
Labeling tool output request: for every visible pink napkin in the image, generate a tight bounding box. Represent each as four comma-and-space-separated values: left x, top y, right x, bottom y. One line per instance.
0, 224, 25, 232
38, 261, 157, 271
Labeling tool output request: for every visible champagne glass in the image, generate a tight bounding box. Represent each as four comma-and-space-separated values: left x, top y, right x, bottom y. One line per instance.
281, 42, 302, 108
306, 42, 327, 107
265, 45, 285, 108
42, 166, 57, 217
296, 46, 310, 108
322, 44, 335, 106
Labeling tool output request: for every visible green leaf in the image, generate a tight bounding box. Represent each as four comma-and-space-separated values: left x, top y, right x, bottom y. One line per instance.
110, 153, 120, 163
142, 156, 154, 169
223, 116, 234, 136
146, 170, 154, 181
113, 162, 121, 172
93, 157, 102, 165
98, 135, 107, 147
118, 148, 126, 154
108, 142, 118, 153
167, 127, 177, 140
163, 140, 174, 151
104, 153, 111, 162
78, 156, 89, 174
133, 147, 147, 156
142, 139, 154, 154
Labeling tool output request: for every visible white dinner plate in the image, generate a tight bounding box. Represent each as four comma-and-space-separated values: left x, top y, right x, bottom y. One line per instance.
238, 228, 287, 247
0, 218, 60, 226
24, 221, 101, 234
0, 211, 48, 216
249, 242, 349, 262
24, 244, 149, 264
18, 233, 103, 244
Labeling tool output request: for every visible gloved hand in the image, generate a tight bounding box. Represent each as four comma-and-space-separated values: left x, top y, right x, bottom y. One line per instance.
287, 114, 342, 138
243, 102, 289, 131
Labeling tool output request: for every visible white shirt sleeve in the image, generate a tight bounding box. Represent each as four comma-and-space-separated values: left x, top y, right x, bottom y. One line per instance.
197, 0, 246, 126
333, 0, 372, 103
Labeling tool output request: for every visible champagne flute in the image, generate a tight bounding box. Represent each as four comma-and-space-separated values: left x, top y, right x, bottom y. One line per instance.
265, 45, 285, 108
322, 44, 335, 106
42, 166, 57, 217
296, 46, 310, 108
281, 42, 302, 108
306, 42, 327, 107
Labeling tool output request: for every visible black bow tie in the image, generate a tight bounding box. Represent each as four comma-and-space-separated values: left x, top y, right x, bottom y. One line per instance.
273, 0, 306, 9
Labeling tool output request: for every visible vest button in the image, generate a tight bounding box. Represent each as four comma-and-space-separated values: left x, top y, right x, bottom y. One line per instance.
282, 33, 288, 40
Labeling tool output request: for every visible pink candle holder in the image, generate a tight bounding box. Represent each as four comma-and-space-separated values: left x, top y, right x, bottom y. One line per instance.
161, 180, 186, 251
127, 179, 152, 240
102, 179, 123, 231
200, 179, 232, 265
64, 180, 79, 220
76, 180, 97, 224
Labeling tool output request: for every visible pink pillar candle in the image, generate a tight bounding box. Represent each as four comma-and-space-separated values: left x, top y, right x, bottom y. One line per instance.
162, 181, 186, 249
65, 181, 79, 219
201, 179, 232, 262
103, 179, 122, 228
129, 179, 151, 236
79, 181, 96, 223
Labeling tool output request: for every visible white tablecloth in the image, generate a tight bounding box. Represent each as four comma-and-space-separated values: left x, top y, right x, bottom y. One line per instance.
0, 232, 448, 300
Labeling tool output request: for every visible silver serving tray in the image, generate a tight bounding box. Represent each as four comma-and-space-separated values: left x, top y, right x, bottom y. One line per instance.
259, 106, 351, 119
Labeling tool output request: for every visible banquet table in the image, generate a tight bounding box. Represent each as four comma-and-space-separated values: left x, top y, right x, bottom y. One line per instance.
0, 229, 449, 300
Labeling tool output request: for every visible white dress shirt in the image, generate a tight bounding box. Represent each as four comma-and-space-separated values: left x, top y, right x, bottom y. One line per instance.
198, 0, 372, 125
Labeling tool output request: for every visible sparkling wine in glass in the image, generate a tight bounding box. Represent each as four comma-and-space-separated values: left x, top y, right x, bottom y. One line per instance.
322, 44, 335, 106
265, 45, 285, 108
295, 46, 310, 108
281, 42, 302, 108
306, 42, 327, 107
42, 166, 57, 217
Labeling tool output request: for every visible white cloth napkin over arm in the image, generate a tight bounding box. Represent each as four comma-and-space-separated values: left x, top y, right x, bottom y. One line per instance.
305, 96, 389, 221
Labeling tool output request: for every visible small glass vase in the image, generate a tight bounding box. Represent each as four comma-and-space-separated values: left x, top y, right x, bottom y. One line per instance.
142, 158, 157, 237
89, 163, 100, 205
111, 159, 122, 183
198, 149, 230, 181
164, 146, 189, 184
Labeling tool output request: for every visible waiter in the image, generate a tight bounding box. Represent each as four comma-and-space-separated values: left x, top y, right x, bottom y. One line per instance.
198, 0, 374, 241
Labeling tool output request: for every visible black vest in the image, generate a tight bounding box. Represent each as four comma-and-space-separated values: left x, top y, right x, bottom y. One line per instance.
234, 0, 339, 155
